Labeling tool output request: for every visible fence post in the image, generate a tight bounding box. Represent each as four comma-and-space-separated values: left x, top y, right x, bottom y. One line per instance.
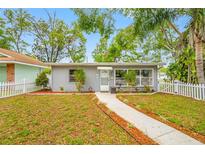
174, 80, 179, 94
23, 78, 26, 93
202, 84, 205, 100
200, 84, 203, 100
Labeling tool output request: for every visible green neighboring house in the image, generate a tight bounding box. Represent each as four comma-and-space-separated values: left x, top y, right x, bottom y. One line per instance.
0, 48, 47, 83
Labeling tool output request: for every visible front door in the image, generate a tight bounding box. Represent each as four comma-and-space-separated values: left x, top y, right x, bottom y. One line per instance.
100, 70, 109, 91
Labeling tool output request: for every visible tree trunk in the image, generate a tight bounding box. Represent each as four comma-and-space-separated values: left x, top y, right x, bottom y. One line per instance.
194, 34, 205, 83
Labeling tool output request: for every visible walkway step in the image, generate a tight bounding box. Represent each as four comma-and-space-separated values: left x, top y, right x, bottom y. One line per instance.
95, 92, 203, 145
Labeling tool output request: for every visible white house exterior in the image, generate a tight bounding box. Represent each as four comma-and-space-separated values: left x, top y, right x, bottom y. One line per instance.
50, 63, 160, 92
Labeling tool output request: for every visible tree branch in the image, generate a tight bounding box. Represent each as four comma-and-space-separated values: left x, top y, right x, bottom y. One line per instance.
167, 21, 182, 36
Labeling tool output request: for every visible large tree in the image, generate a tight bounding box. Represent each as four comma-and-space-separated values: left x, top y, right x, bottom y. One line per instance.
92, 25, 141, 62
73, 9, 115, 62
91, 9, 180, 63
66, 23, 86, 62
166, 46, 197, 83
92, 37, 110, 62
0, 17, 11, 49
119, 8, 205, 83
4, 9, 32, 53
183, 9, 205, 83
108, 25, 141, 62
30, 13, 86, 63
93, 24, 175, 63
73, 9, 114, 39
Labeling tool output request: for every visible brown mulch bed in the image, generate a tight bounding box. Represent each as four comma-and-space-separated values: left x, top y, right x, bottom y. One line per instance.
29, 90, 94, 95
122, 102, 205, 144
91, 96, 157, 145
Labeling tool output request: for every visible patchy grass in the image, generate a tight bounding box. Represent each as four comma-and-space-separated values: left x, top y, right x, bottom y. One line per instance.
117, 93, 205, 136
0, 94, 137, 144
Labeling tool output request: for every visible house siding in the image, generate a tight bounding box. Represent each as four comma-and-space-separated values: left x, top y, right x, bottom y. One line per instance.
15, 64, 42, 83
0, 64, 7, 82
51, 65, 158, 92
52, 66, 100, 91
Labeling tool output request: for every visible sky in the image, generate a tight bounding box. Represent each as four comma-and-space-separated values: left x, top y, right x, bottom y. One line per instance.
1, 8, 133, 62
0, 8, 188, 62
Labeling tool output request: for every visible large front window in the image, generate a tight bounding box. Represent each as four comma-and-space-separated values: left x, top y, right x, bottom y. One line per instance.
114, 69, 153, 86
115, 70, 127, 86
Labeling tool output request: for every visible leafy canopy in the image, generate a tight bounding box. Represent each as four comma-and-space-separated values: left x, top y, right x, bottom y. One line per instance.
0, 17, 11, 49
73, 9, 114, 38
31, 12, 86, 63
4, 9, 32, 53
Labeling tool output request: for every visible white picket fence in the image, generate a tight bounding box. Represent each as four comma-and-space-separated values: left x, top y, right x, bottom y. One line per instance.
158, 81, 205, 100
0, 79, 41, 98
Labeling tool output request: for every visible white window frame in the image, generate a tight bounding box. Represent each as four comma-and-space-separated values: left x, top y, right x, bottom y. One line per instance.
114, 68, 154, 87
140, 69, 154, 86
114, 69, 128, 87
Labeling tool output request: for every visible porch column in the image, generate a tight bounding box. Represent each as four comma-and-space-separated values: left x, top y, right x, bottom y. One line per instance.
7, 63, 15, 82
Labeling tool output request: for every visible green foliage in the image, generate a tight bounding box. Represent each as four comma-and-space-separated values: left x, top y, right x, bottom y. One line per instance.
92, 37, 111, 62
74, 69, 86, 92
1, 8, 204, 84
31, 12, 86, 63
124, 70, 136, 86
31, 16, 68, 62
60, 87, 64, 92
118, 93, 205, 135
166, 46, 197, 83
17, 129, 30, 137
35, 72, 49, 88
66, 23, 86, 62
182, 9, 205, 83
108, 26, 141, 62
73, 9, 114, 39
117, 8, 205, 83
73, 9, 116, 62
144, 85, 151, 93
120, 9, 179, 37
93, 25, 141, 62
43, 68, 51, 75
160, 67, 167, 73
4, 9, 32, 53
0, 17, 11, 49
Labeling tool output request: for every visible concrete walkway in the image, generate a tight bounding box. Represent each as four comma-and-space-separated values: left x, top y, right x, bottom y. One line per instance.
95, 92, 203, 145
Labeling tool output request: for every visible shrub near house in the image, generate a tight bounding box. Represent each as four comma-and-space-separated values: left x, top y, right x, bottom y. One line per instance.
124, 70, 137, 86
74, 69, 86, 92
35, 71, 49, 88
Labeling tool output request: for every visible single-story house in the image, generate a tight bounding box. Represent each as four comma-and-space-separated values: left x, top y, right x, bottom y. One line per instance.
50, 63, 160, 92
0, 48, 47, 83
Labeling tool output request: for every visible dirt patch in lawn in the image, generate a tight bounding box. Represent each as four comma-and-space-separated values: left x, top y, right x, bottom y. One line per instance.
117, 94, 205, 144
91, 96, 157, 145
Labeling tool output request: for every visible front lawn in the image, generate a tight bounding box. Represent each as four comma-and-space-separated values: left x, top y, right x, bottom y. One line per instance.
117, 93, 205, 136
0, 94, 137, 144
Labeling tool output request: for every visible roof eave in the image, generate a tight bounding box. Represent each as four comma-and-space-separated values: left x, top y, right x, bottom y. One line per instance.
0, 61, 49, 68
47, 62, 164, 67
